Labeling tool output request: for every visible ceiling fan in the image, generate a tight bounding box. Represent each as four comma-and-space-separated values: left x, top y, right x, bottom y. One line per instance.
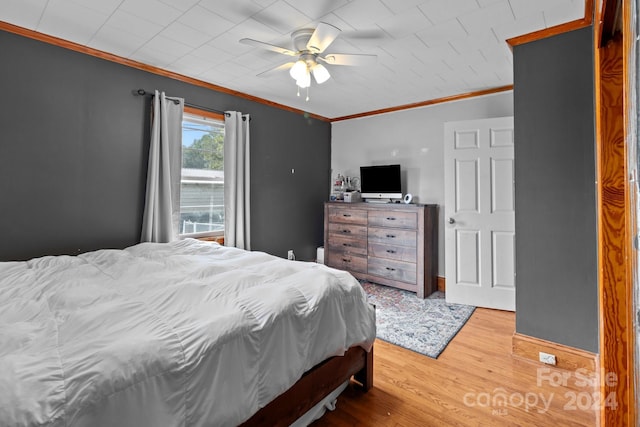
239, 23, 377, 100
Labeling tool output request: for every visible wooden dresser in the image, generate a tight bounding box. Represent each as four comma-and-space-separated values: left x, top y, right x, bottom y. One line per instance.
324, 202, 438, 298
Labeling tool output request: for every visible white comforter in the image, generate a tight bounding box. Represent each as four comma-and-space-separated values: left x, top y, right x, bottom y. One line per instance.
0, 239, 375, 427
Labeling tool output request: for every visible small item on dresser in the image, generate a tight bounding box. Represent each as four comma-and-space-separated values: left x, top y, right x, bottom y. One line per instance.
331, 173, 346, 201
343, 191, 361, 203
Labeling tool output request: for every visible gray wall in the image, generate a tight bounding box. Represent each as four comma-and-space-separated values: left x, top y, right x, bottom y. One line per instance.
0, 30, 330, 262
513, 27, 598, 353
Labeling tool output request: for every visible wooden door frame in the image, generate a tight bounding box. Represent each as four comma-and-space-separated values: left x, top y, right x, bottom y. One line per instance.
595, 0, 637, 425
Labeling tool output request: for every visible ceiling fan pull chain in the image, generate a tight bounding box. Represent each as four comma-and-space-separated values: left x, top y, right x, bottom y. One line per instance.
306, 86, 309, 102
296, 85, 300, 97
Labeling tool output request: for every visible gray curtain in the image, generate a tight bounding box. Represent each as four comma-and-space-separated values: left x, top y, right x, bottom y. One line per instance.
140, 91, 184, 243
224, 111, 251, 249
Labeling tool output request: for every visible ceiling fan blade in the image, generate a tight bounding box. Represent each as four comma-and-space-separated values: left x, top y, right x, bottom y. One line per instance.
239, 38, 297, 56
320, 53, 378, 66
257, 62, 295, 77
306, 22, 341, 54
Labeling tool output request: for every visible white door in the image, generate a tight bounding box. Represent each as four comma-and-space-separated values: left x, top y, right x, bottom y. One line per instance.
444, 117, 515, 311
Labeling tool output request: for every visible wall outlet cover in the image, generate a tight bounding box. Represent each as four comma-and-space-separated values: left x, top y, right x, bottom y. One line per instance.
539, 351, 557, 365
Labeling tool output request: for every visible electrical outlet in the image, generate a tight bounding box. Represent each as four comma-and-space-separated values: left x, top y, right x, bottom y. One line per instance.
539, 351, 557, 365
287, 250, 295, 260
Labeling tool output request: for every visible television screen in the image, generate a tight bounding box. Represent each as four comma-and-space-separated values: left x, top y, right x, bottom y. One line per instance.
360, 164, 402, 199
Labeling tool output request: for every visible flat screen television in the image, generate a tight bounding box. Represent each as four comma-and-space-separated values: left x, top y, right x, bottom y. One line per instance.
360, 164, 402, 200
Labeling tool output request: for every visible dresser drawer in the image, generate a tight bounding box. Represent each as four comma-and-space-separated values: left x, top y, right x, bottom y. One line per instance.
328, 252, 367, 274
328, 222, 367, 239
368, 210, 417, 229
368, 242, 416, 263
368, 226, 417, 247
368, 257, 416, 284
327, 206, 368, 225
328, 235, 367, 256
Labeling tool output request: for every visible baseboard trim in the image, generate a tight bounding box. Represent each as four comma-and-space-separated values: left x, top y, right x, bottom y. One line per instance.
512, 333, 598, 375
437, 276, 445, 292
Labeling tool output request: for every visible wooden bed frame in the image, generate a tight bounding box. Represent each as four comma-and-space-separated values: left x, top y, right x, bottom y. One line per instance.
241, 344, 373, 426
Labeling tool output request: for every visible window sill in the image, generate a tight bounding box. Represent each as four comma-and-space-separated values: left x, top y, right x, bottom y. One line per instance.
196, 235, 225, 245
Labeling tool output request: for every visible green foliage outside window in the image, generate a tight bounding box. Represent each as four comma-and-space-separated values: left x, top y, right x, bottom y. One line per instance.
183, 129, 224, 170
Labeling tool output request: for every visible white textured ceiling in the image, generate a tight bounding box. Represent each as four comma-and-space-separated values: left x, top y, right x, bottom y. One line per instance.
1, 0, 585, 118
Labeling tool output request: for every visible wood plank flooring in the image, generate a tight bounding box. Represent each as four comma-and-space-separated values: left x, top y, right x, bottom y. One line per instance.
313, 308, 597, 426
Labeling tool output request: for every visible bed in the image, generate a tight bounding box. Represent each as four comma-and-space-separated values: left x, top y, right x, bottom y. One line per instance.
0, 239, 376, 426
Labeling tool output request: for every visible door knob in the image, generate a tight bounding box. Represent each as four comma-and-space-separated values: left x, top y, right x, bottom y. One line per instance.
448, 217, 455, 224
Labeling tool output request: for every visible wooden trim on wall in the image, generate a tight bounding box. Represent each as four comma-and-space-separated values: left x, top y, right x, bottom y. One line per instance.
622, 1, 638, 424
595, 0, 636, 424
506, 19, 592, 47
512, 333, 598, 375
330, 85, 513, 122
595, 34, 628, 420
594, 0, 637, 425
507, 0, 594, 48
437, 276, 445, 293
584, 0, 595, 25
0, 21, 331, 123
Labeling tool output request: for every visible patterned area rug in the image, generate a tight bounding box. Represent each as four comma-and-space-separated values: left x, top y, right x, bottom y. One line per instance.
362, 282, 476, 358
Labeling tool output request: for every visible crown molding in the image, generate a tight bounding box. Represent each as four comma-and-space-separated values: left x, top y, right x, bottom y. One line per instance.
507, 0, 594, 47
0, 20, 332, 123
1, 0, 595, 125
330, 85, 514, 122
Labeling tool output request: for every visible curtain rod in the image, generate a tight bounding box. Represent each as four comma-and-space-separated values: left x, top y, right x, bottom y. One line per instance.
133, 89, 230, 117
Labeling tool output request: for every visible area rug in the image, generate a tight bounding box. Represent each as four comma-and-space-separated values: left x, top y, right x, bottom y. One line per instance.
361, 282, 476, 359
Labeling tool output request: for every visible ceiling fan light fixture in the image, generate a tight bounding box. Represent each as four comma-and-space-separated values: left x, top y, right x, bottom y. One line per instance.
241, 22, 378, 100
296, 69, 311, 88
289, 60, 307, 81
311, 63, 330, 84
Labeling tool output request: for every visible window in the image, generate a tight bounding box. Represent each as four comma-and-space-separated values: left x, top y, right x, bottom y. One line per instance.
180, 108, 225, 238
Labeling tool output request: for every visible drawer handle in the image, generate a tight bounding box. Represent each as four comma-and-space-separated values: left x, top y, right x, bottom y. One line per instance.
386, 234, 396, 238
342, 229, 352, 234
343, 214, 352, 217
343, 243, 352, 247
385, 267, 396, 271
386, 249, 396, 254
342, 258, 351, 263
386, 217, 396, 220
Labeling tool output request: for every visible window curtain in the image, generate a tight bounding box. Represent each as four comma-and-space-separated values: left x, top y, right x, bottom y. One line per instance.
140, 91, 184, 243
223, 111, 251, 249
